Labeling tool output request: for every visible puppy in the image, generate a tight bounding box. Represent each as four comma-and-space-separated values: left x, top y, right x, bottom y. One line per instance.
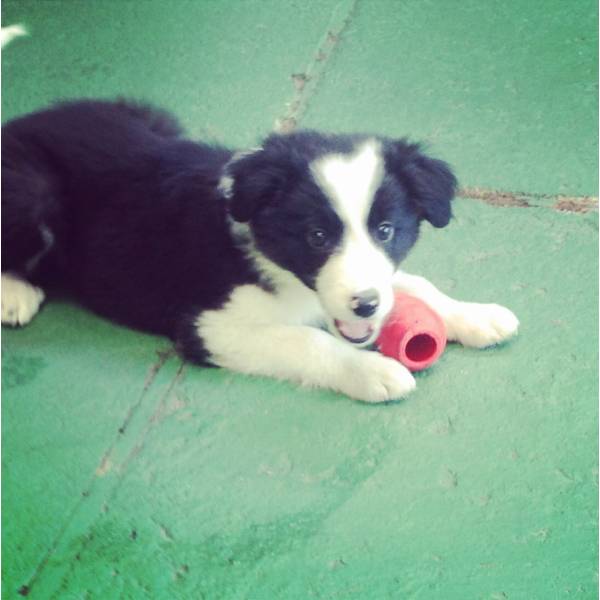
1, 99, 519, 402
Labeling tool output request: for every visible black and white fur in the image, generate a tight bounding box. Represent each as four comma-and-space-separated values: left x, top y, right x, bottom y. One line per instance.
1, 100, 519, 402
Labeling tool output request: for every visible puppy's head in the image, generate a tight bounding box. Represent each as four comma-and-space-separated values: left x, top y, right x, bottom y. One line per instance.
223, 131, 457, 346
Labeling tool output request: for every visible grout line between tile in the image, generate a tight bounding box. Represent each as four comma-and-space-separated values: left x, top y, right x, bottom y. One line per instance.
16, 351, 181, 598
269, 3, 596, 215
459, 186, 598, 214
273, 0, 358, 133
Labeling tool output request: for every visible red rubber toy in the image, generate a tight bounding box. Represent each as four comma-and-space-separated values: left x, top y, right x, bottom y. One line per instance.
376, 291, 447, 372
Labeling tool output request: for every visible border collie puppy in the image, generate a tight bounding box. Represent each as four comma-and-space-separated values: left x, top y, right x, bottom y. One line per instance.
1, 100, 519, 402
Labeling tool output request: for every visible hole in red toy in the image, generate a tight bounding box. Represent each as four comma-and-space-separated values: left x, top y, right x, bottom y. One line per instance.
405, 334, 437, 363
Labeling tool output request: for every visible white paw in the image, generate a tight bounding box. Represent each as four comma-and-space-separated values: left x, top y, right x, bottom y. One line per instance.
446, 302, 519, 348
1, 273, 45, 326
339, 351, 416, 403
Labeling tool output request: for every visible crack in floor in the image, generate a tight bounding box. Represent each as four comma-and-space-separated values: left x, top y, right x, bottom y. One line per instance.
274, 0, 358, 134
45, 363, 187, 600
16, 351, 180, 597
460, 186, 598, 213
272, 4, 596, 217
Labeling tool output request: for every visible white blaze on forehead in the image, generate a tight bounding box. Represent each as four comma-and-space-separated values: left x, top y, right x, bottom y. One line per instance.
310, 140, 384, 228
310, 140, 395, 330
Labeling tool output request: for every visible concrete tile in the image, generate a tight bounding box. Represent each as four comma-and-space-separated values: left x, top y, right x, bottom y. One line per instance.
1, 0, 353, 145
2, 302, 181, 595
10, 202, 598, 598
301, 0, 598, 195
1, 0, 597, 598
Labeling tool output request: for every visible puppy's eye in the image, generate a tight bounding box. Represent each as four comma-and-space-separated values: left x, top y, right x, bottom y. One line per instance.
376, 222, 394, 242
307, 228, 330, 250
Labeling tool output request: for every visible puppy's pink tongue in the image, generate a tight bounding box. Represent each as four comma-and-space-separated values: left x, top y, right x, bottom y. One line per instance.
335, 319, 373, 341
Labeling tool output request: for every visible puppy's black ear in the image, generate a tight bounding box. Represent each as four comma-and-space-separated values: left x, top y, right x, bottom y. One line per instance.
385, 141, 457, 228
224, 149, 289, 223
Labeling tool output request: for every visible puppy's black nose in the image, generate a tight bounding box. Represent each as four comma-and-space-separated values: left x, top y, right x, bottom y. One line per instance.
351, 289, 380, 318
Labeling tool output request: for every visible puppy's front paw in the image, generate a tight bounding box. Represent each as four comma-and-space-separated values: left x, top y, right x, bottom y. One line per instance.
1, 273, 45, 326
446, 302, 519, 348
340, 351, 416, 403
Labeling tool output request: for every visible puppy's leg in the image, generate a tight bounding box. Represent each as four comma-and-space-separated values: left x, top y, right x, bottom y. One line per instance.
181, 286, 416, 403
2, 145, 63, 326
393, 271, 519, 348
1, 272, 45, 326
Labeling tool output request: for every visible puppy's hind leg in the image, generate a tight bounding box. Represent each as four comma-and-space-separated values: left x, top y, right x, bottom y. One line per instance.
1, 273, 45, 326
1, 155, 62, 326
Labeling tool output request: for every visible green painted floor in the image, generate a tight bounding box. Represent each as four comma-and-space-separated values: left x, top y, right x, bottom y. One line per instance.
1, 1, 597, 598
